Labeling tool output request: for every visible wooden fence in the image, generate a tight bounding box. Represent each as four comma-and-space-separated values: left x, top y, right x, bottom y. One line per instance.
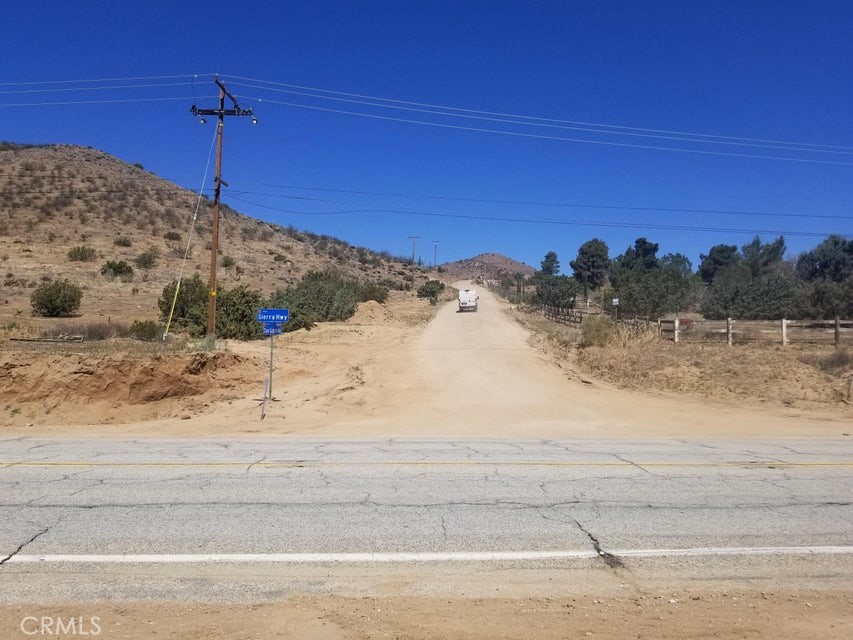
541, 305, 600, 325
659, 317, 852, 346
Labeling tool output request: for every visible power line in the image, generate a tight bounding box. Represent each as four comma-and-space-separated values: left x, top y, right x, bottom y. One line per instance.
223, 183, 853, 221
224, 74, 853, 152
0, 73, 211, 87
0, 81, 192, 95
245, 96, 853, 167
226, 194, 844, 238
229, 80, 853, 156
0, 96, 214, 108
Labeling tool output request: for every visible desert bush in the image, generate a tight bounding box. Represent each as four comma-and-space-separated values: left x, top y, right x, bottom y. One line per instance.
67, 245, 97, 262
799, 348, 851, 375
114, 236, 132, 247
273, 253, 286, 262
129, 319, 161, 342
163, 231, 182, 242
220, 255, 236, 268
417, 280, 445, 302
100, 260, 134, 279
30, 279, 82, 317
134, 247, 160, 270
158, 275, 265, 340
579, 315, 615, 348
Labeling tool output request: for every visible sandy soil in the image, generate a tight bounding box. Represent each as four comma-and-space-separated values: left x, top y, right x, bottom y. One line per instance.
1, 591, 851, 639
1, 286, 850, 438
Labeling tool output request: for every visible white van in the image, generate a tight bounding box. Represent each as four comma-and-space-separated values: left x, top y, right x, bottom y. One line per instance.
458, 289, 479, 312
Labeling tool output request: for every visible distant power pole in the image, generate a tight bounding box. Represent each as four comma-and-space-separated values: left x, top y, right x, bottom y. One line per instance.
408, 236, 421, 265
190, 75, 256, 338
432, 240, 440, 268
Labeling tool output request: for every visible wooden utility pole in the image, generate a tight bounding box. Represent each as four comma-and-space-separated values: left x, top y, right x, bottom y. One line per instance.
409, 236, 421, 265
191, 75, 256, 338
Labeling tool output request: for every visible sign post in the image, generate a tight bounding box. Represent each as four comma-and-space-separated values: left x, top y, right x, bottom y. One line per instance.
612, 298, 619, 322
256, 308, 289, 419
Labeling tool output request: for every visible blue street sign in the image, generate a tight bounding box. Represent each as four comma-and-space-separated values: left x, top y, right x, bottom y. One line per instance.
263, 322, 283, 336
257, 308, 290, 323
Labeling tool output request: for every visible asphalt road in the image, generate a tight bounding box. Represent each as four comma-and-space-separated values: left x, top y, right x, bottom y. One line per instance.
1, 437, 851, 602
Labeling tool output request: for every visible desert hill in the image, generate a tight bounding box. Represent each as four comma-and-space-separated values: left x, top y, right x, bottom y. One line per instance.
0, 142, 432, 331
441, 252, 535, 282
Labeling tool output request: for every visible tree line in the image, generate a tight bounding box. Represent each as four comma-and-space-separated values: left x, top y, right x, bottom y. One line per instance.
496, 234, 852, 321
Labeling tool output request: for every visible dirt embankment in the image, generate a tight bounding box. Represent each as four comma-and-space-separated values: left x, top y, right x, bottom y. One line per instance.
0, 348, 259, 426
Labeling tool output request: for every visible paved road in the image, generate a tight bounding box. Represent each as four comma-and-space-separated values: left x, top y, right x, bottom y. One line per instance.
1, 437, 851, 602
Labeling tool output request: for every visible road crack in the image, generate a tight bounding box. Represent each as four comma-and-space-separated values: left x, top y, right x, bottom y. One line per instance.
572, 518, 625, 569
0, 526, 50, 565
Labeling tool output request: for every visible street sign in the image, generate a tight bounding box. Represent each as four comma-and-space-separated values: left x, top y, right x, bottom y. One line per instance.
612, 298, 620, 306
257, 308, 289, 323
263, 322, 283, 336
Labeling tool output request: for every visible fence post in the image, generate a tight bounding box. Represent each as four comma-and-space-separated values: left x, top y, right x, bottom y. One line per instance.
726, 318, 733, 347
658, 319, 662, 336
781, 318, 787, 346
673, 317, 680, 344
835, 316, 841, 346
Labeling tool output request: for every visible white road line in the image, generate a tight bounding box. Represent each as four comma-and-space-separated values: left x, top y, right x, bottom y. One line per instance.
7, 546, 853, 564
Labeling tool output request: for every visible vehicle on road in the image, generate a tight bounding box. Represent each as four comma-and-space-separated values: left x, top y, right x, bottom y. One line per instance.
458, 288, 479, 312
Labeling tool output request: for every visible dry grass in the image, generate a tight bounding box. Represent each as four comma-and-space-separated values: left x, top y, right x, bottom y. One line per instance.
511, 306, 852, 410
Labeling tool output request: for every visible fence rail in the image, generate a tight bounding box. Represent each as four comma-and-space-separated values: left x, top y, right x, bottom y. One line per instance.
541, 305, 600, 325
659, 317, 852, 346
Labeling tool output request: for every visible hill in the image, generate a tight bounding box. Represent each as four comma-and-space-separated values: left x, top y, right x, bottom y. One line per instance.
441, 252, 536, 282
0, 142, 431, 332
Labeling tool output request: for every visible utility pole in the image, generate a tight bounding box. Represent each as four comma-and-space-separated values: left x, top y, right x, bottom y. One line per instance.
408, 236, 421, 266
190, 75, 256, 338
432, 240, 439, 268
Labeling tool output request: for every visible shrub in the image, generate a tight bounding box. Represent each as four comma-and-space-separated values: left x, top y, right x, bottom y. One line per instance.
100, 260, 134, 279
163, 231, 182, 242
67, 245, 97, 262
579, 315, 615, 348
129, 319, 161, 342
220, 255, 236, 268
273, 253, 286, 262
30, 279, 82, 317
114, 236, 132, 247
158, 275, 265, 340
417, 280, 445, 302
799, 348, 851, 375
158, 274, 208, 337
134, 247, 160, 270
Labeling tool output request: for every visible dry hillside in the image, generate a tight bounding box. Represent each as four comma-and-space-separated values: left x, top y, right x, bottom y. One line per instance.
0, 143, 430, 332
442, 252, 536, 282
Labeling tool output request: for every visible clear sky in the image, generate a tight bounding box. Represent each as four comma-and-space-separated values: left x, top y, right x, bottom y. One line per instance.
2, 1, 851, 271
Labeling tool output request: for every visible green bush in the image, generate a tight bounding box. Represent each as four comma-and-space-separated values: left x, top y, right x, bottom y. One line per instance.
129, 319, 161, 342
163, 231, 182, 242
220, 255, 236, 268
269, 270, 389, 331
30, 279, 82, 317
417, 280, 445, 302
67, 245, 97, 262
579, 315, 615, 348
158, 274, 265, 340
114, 236, 132, 247
158, 274, 208, 337
100, 260, 134, 279
134, 247, 160, 270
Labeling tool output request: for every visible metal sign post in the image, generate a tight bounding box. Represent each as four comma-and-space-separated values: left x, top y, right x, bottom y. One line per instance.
256, 309, 289, 419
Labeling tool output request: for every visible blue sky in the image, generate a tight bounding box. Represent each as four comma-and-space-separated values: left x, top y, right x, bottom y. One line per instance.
2, 0, 851, 271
